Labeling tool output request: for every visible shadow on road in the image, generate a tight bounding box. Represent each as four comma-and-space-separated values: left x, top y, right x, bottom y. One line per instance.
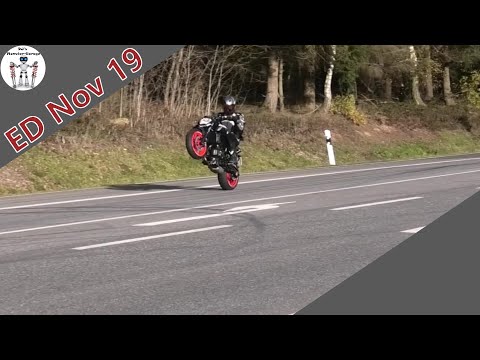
106, 183, 219, 191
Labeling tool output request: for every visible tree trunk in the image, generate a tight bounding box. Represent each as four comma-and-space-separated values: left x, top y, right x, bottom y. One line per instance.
385, 77, 392, 101
323, 45, 336, 113
303, 50, 316, 111
279, 57, 285, 112
409, 46, 426, 106
425, 45, 434, 101
212, 60, 226, 112
443, 65, 456, 106
264, 53, 279, 112
131, 81, 137, 127
119, 87, 123, 118
206, 46, 219, 114
164, 55, 176, 110
183, 46, 192, 114
170, 47, 184, 111
136, 73, 144, 122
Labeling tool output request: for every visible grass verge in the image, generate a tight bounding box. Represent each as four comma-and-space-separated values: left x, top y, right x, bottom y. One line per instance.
1, 128, 480, 196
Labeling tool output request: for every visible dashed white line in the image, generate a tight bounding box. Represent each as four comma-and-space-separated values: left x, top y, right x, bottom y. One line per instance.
72, 225, 232, 250
402, 227, 425, 234
2, 156, 480, 211
331, 197, 423, 211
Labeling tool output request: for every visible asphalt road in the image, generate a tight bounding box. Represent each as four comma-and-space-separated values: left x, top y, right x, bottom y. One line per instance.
1, 153, 480, 315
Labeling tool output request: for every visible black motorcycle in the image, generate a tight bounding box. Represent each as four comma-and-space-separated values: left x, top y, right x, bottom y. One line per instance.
186, 115, 241, 190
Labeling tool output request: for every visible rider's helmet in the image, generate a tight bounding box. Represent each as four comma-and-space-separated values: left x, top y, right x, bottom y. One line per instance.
222, 96, 236, 115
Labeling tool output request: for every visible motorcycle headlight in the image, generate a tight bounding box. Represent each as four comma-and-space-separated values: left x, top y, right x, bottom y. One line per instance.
199, 118, 212, 125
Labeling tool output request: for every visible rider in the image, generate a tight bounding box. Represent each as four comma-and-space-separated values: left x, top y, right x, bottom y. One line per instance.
217, 96, 245, 166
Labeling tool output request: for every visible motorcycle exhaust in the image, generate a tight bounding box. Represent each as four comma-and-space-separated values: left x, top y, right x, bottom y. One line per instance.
209, 166, 225, 174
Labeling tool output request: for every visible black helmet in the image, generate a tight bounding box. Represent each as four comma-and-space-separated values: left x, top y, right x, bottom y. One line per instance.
222, 96, 236, 115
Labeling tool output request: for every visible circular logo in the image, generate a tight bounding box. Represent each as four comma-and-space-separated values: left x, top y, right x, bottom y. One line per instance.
1, 45, 46, 91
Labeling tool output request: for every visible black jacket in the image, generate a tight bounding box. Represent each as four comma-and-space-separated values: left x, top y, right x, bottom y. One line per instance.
215, 112, 245, 139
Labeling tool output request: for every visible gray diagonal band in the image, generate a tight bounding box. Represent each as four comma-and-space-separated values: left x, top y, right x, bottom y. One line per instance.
296, 191, 480, 315
0, 45, 184, 169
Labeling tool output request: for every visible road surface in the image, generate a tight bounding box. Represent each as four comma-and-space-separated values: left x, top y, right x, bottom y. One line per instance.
1, 153, 480, 314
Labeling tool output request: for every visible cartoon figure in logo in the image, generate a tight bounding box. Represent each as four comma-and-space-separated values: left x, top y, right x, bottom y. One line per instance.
12, 56, 38, 88
31, 61, 38, 88
9, 62, 16, 88
17, 56, 32, 87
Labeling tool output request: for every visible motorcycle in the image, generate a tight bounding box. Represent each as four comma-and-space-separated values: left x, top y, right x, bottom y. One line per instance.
186, 115, 241, 190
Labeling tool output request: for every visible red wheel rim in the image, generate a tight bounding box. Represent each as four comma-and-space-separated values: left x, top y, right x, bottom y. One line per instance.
226, 172, 238, 188
191, 131, 206, 157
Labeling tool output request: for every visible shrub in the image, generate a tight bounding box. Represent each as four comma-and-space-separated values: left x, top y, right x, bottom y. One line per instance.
460, 71, 480, 109
331, 95, 367, 125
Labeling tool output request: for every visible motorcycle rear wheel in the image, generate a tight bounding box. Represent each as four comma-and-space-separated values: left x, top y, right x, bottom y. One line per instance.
218, 171, 239, 190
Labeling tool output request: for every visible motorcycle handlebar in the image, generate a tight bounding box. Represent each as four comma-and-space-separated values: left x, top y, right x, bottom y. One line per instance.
211, 114, 236, 121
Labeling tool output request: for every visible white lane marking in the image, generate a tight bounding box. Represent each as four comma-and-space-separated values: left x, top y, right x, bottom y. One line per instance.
1, 169, 480, 236
134, 202, 296, 227
2, 156, 480, 211
223, 204, 289, 212
402, 227, 425, 234
0, 189, 183, 211
331, 197, 423, 211
72, 225, 232, 250
236, 157, 480, 187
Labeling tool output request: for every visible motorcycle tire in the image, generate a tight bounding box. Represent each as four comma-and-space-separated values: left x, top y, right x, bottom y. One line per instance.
186, 127, 207, 160
218, 171, 239, 190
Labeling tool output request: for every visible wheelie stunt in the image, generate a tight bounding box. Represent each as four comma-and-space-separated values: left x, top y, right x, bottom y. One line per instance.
186, 96, 245, 190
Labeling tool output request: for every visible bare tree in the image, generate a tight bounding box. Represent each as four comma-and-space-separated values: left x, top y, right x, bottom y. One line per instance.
430, 45, 459, 106
136, 73, 144, 123
164, 54, 176, 110
424, 45, 434, 101
443, 65, 456, 106
301, 45, 317, 111
409, 46, 426, 106
279, 57, 285, 112
264, 51, 280, 112
323, 45, 336, 112
170, 47, 184, 111
119, 87, 124, 118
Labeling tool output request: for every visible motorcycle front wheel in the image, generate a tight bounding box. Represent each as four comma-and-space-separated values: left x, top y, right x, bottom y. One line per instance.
185, 127, 207, 160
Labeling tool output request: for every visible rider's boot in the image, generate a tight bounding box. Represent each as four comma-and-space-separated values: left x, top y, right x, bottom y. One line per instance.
228, 150, 238, 166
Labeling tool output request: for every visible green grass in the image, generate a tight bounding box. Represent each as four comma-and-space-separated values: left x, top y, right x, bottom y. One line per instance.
369, 131, 480, 161
14, 142, 324, 193
19, 146, 211, 192
1, 129, 478, 196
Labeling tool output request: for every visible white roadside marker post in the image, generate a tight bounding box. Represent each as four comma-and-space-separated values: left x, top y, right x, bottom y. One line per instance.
324, 129, 336, 166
